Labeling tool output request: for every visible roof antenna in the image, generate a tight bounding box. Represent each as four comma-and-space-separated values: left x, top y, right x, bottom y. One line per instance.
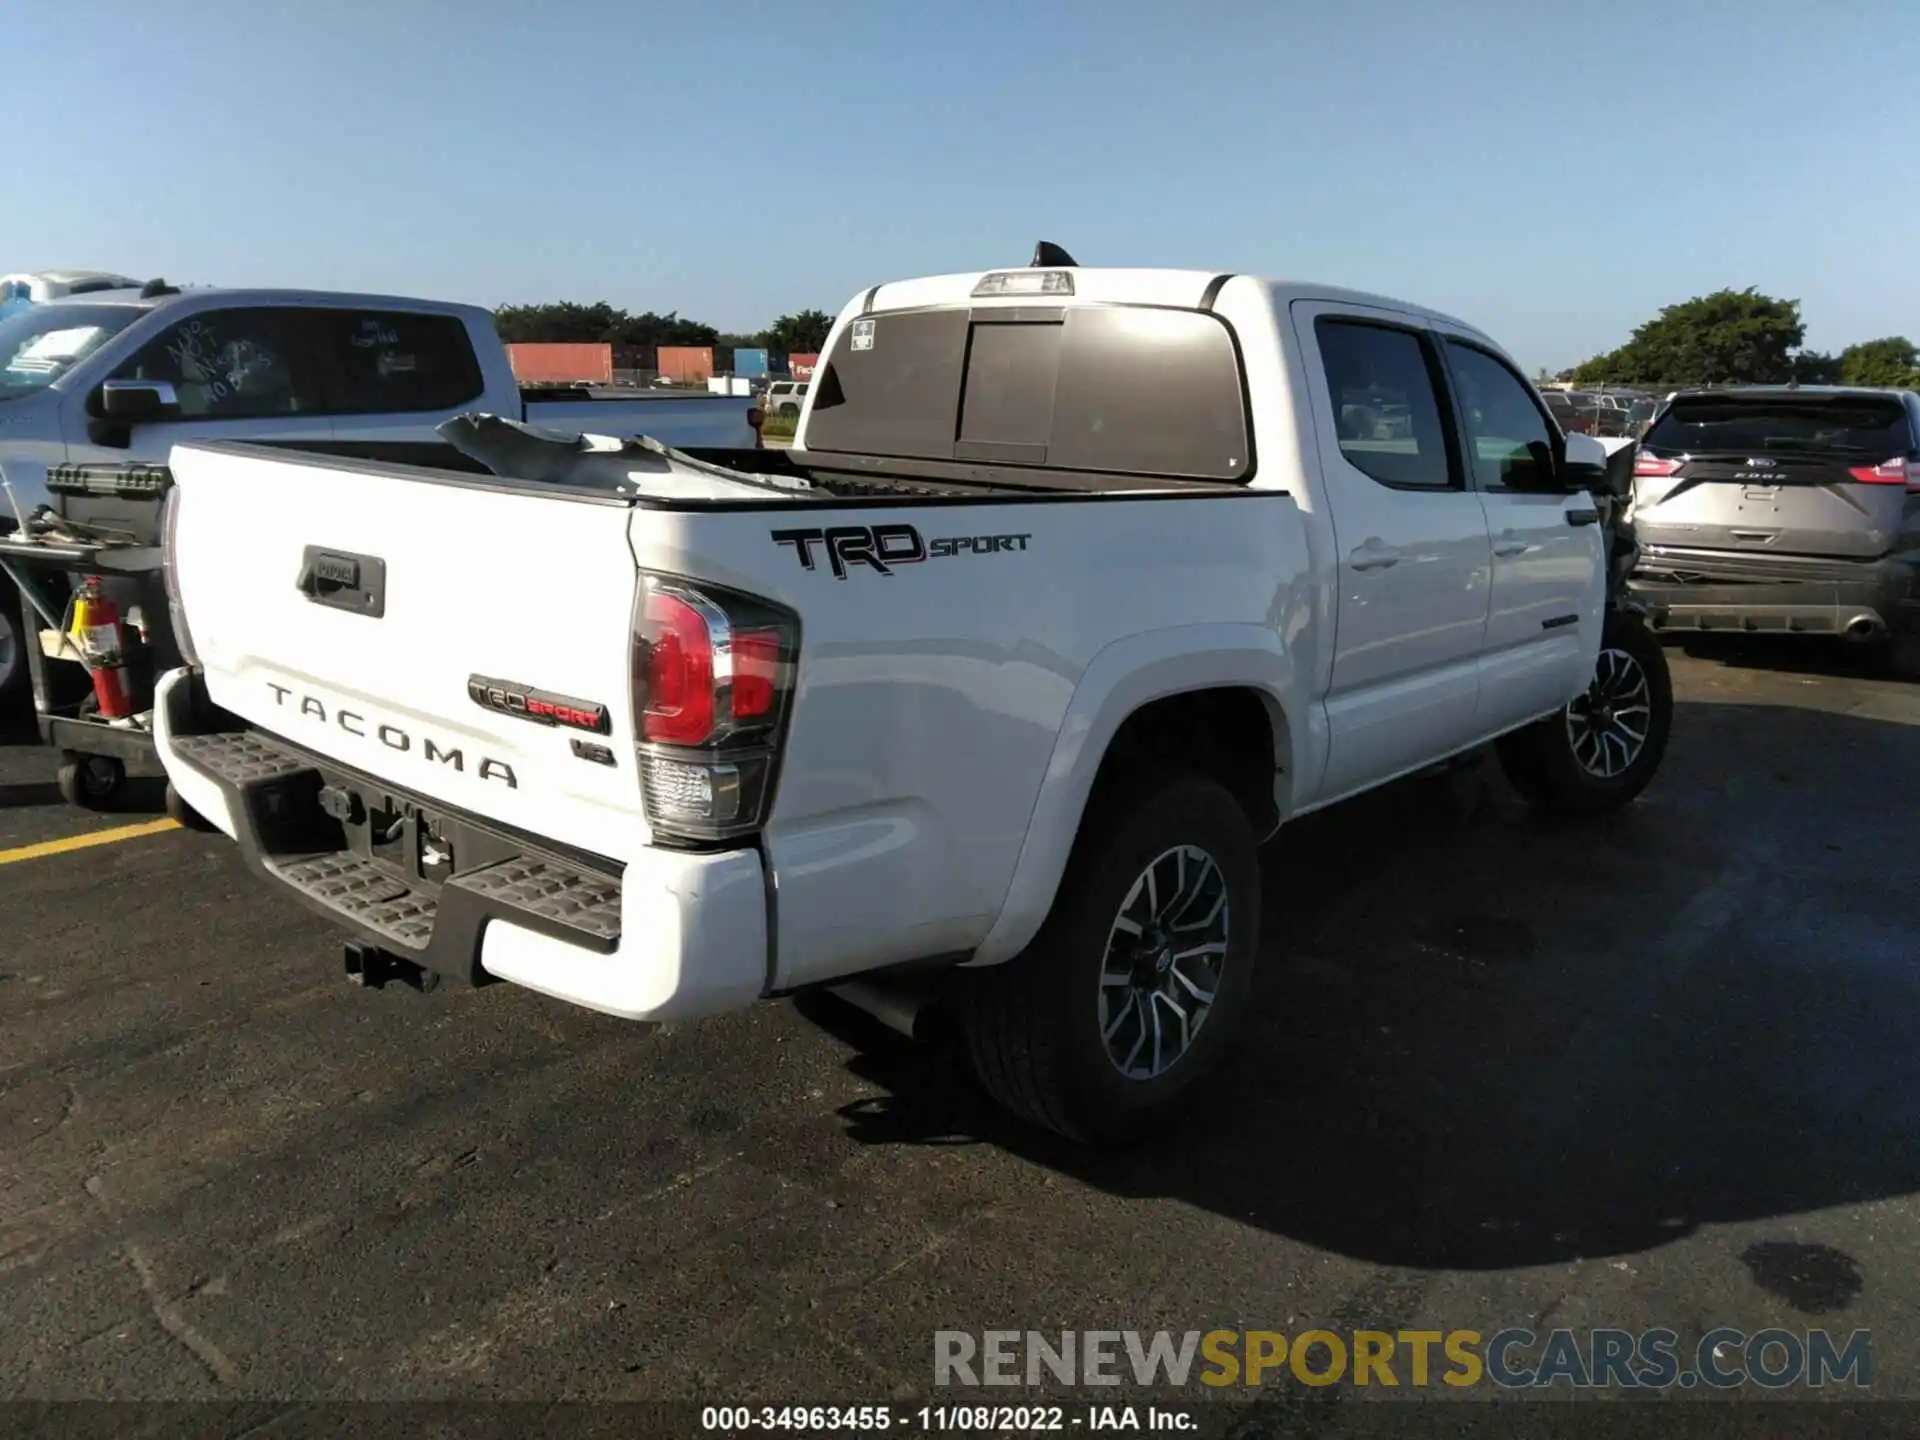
140, 277, 179, 298
1030, 241, 1077, 268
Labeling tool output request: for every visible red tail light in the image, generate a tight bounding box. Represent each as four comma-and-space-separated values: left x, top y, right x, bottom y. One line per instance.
640, 592, 716, 745
1847, 456, 1915, 489
730, 629, 781, 720
631, 577, 798, 845
1634, 452, 1682, 478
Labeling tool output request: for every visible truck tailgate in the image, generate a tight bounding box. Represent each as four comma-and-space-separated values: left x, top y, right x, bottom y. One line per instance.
166, 442, 648, 858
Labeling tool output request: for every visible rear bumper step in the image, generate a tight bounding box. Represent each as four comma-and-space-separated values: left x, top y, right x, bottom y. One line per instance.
168, 729, 622, 980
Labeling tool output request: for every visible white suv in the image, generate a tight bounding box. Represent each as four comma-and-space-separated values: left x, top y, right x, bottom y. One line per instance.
762, 379, 809, 417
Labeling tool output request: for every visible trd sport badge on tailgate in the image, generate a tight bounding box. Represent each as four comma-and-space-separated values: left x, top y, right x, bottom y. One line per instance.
468, 675, 611, 734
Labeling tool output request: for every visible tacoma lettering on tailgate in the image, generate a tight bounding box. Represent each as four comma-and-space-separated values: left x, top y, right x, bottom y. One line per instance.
266, 683, 519, 788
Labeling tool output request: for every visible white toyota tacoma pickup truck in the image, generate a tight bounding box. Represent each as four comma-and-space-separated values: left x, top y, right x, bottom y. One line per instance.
152, 254, 1672, 1143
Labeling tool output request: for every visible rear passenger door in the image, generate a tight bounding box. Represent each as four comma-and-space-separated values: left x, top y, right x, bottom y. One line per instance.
1291, 303, 1493, 801
313, 309, 488, 445
1435, 334, 1605, 734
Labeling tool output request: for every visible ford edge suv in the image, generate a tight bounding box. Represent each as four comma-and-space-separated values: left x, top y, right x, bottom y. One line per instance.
1629, 385, 1920, 656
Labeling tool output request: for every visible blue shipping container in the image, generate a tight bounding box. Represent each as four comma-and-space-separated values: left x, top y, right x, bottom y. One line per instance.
732, 347, 769, 378
768, 352, 790, 377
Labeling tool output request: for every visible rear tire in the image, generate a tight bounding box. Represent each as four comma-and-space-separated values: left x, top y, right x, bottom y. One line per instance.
165, 781, 216, 832
959, 772, 1261, 1146
1498, 612, 1672, 816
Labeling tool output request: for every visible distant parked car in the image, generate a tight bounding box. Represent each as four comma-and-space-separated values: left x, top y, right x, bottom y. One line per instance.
1543, 389, 1596, 435
0, 270, 142, 314
1586, 392, 1643, 439
1629, 385, 1920, 662
762, 378, 809, 417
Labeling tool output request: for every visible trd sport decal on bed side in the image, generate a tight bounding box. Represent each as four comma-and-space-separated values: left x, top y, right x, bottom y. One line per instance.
771, 524, 1033, 579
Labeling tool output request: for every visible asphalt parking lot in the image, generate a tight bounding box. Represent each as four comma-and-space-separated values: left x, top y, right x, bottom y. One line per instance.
3, 640, 1917, 1424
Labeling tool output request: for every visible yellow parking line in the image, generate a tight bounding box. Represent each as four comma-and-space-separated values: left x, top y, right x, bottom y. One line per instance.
0, 818, 181, 868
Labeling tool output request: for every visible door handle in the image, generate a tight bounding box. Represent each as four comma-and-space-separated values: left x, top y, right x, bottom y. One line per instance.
1565, 507, 1601, 527
1492, 530, 1530, 558
1348, 540, 1403, 572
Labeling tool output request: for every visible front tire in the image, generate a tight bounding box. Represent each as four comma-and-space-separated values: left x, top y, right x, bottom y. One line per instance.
1498, 612, 1672, 815
959, 772, 1261, 1146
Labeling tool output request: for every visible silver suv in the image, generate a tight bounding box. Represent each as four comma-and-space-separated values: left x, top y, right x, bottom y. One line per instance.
1629, 386, 1920, 649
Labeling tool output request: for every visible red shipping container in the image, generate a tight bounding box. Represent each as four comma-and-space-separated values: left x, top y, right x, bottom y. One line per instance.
656, 346, 715, 384
789, 353, 820, 380
508, 342, 613, 385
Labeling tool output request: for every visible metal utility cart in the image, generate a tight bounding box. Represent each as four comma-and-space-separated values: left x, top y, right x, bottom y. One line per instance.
0, 461, 199, 818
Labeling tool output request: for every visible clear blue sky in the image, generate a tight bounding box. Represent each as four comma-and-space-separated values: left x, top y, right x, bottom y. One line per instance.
9, 0, 1915, 372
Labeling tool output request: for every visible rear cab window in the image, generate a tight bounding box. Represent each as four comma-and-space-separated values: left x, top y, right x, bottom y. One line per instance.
1312, 317, 1459, 490
1644, 394, 1916, 460
324, 310, 485, 414
804, 303, 1251, 482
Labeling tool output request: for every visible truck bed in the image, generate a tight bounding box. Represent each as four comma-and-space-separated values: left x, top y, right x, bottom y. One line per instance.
686, 447, 1250, 502
234, 436, 1256, 507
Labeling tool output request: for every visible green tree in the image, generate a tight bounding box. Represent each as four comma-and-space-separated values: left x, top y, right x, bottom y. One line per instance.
491, 304, 719, 351
489, 303, 836, 361
492, 301, 626, 344
764, 309, 834, 354
1791, 349, 1843, 384
1838, 336, 1920, 388
609, 311, 719, 349
1571, 288, 1807, 386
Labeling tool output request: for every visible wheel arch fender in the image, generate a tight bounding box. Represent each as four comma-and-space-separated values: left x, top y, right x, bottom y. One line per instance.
968, 624, 1300, 968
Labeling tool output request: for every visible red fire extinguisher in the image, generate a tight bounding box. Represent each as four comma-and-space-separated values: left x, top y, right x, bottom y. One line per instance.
68, 576, 133, 719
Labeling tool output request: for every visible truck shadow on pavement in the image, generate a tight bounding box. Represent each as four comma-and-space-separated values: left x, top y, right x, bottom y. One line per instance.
0, 779, 62, 808
0, 706, 39, 746
1669, 633, 1918, 685
821, 698, 1920, 1272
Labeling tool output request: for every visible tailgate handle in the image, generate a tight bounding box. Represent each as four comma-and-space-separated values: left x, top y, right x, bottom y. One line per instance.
297, 546, 387, 618
1565, 507, 1601, 527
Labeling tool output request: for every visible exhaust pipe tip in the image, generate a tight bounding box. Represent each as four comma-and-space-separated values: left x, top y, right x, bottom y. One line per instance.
1844, 615, 1887, 643
830, 977, 939, 1041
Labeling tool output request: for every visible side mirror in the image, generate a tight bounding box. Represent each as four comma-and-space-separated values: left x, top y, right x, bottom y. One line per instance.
97, 378, 181, 423
1557, 431, 1611, 495
1509, 438, 1566, 492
